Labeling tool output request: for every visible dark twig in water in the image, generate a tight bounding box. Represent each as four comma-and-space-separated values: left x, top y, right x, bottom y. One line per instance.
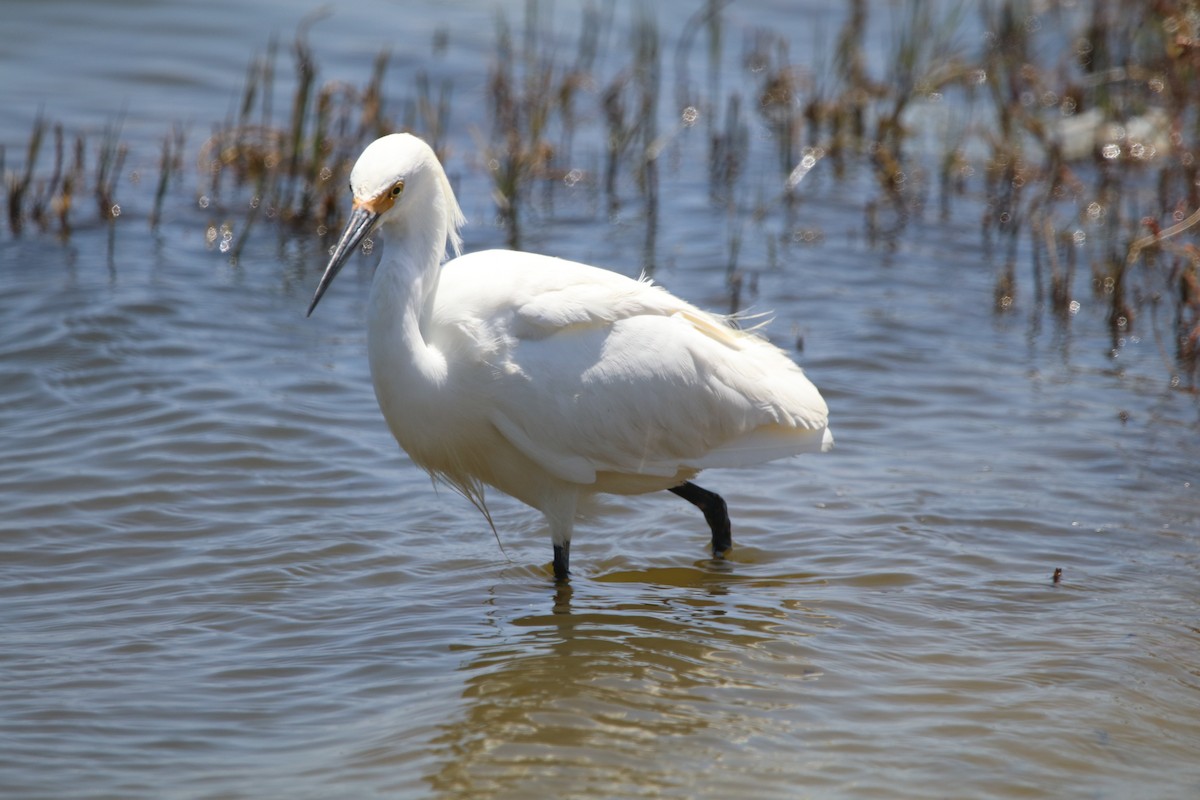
6, 113, 46, 236
95, 118, 127, 223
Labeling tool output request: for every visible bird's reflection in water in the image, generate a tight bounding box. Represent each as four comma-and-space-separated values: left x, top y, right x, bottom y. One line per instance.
551, 581, 573, 615
424, 566, 827, 799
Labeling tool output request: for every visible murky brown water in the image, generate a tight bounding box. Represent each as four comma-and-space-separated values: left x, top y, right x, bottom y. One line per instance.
3, 1, 1199, 798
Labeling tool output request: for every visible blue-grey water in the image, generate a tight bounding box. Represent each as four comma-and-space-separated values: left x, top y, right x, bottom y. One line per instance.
2, 1, 1198, 798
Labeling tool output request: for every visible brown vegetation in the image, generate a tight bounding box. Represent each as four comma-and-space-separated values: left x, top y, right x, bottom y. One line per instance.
3, 0, 1198, 389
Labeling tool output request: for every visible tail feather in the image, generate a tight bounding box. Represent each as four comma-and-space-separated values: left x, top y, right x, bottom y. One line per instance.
688, 424, 833, 470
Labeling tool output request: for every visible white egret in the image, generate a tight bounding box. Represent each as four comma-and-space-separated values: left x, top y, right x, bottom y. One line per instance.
307, 133, 832, 581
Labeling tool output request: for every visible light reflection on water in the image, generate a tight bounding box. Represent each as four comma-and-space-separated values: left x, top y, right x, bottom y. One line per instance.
426, 584, 824, 799
2, 1, 1199, 798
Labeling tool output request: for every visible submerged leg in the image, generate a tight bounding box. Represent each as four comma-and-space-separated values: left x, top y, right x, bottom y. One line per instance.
669, 481, 733, 557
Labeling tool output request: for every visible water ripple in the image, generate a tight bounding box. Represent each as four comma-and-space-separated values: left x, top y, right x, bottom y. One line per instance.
3, 15, 1199, 798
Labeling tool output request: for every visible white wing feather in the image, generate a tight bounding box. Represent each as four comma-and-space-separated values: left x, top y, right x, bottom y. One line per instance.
432, 250, 831, 487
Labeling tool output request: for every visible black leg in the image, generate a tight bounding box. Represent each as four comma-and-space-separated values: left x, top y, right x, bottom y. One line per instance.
669, 481, 733, 557
552, 542, 571, 582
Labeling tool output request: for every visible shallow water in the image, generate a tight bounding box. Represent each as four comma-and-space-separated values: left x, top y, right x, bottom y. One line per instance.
2, 2, 1199, 798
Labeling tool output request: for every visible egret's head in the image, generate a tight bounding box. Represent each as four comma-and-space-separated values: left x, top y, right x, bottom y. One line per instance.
306, 133, 464, 317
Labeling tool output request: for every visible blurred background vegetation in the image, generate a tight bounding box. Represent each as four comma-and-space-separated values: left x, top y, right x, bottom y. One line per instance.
5, 0, 1199, 389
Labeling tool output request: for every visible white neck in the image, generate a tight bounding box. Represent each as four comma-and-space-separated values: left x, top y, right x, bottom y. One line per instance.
362, 200, 451, 419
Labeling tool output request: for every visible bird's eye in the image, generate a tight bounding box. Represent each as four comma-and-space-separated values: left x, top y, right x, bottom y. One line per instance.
390, 182, 404, 198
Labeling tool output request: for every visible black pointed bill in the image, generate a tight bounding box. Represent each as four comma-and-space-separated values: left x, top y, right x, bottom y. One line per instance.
306, 203, 381, 317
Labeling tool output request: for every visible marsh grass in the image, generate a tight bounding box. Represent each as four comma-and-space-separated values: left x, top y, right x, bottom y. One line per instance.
197, 17, 398, 260
3, 0, 1199, 390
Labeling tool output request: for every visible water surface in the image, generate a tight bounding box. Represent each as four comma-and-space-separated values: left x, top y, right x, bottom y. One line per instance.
2, 2, 1198, 798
